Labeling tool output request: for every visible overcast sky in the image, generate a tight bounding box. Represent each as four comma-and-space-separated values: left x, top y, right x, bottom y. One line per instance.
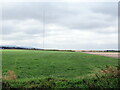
1, 1, 118, 50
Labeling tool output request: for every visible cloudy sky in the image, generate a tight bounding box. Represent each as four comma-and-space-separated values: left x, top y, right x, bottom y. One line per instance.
1, 1, 118, 50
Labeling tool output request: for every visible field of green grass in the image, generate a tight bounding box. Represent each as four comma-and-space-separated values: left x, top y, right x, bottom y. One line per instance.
1, 50, 119, 88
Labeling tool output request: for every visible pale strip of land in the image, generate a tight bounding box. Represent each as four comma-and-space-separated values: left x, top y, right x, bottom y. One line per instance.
82, 52, 119, 58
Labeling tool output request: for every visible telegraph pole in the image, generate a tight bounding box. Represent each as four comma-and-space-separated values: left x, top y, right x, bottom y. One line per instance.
43, 8, 45, 49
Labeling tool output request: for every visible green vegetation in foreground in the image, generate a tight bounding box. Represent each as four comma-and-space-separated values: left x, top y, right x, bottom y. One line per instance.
2, 50, 119, 88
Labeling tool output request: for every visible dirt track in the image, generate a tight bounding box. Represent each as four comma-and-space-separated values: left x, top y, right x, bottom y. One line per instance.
82, 52, 119, 58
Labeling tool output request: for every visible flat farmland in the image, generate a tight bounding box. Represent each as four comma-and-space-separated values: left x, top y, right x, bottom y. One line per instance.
1, 50, 119, 88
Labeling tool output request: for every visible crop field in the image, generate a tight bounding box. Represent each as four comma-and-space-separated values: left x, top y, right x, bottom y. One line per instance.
1, 50, 119, 88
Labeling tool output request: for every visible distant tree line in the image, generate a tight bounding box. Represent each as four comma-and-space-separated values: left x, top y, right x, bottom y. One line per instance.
0, 46, 41, 50
104, 50, 120, 52
0, 46, 119, 52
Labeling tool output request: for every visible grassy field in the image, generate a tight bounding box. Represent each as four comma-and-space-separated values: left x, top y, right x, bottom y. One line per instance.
1, 50, 119, 88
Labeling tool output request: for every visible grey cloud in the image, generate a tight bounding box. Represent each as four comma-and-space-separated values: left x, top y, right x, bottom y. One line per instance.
2, 2, 68, 20
2, 2, 117, 31
45, 2, 117, 30
2, 3, 44, 21
24, 29, 44, 35
3, 26, 44, 35
2, 24, 16, 34
92, 2, 118, 17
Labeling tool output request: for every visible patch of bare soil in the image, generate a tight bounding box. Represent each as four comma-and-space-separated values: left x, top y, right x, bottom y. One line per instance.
82, 52, 119, 58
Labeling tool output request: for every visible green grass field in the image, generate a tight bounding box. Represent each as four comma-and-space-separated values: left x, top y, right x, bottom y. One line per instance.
1, 50, 119, 88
